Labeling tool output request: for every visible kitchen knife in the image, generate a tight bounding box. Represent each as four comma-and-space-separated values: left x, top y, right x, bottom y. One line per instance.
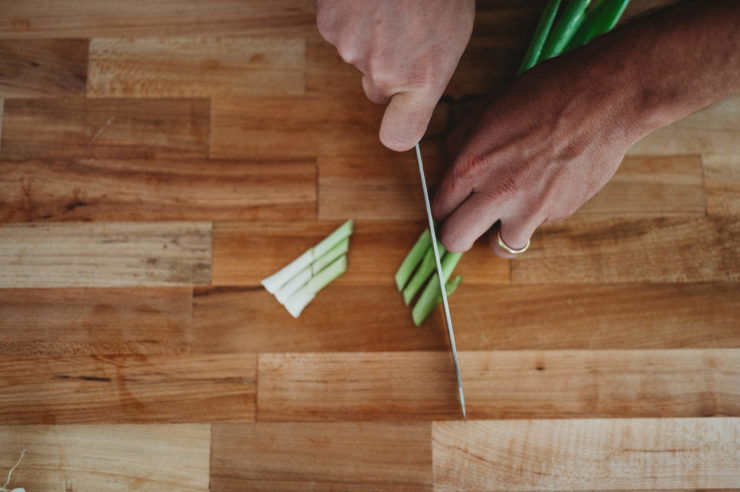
414, 143, 467, 419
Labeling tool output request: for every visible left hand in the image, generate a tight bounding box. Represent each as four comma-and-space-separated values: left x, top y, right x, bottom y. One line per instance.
432, 53, 643, 258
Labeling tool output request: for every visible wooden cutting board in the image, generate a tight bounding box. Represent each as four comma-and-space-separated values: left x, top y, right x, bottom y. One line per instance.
0, 0, 738, 490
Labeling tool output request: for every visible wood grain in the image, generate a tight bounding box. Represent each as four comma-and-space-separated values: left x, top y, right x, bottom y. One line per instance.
450, 282, 740, 350
88, 37, 305, 98
510, 216, 739, 284
257, 350, 739, 421
212, 221, 508, 286
433, 418, 740, 491
0, 158, 316, 222
629, 96, 740, 156
704, 154, 740, 216
0, 424, 209, 491
320, 154, 706, 220
317, 144, 447, 221
577, 155, 705, 216
0, 222, 211, 288
0, 0, 316, 39
211, 422, 431, 491
209, 96, 448, 160
1, 97, 209, 159
194, 283, 740, 353
192, 286, 450, 353
0, 39, 88, 97
0, 354, 256, 424
0, 287, 191, 355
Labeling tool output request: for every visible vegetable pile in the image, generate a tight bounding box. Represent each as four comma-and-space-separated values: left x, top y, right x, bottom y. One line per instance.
262, 220, 353, 317
394, 228, 464, 326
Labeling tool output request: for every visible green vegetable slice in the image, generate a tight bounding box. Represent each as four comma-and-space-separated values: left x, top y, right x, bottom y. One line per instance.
411, 253, 463, 326
394, 228, 432, 291
402, 241, 446, 306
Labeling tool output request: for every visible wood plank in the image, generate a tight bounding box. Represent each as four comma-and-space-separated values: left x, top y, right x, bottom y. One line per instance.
0, 39, 88, 97
320, 154, 705, 221
433, 418, 740, 491
0, 354, 256, 424
318, 143, 447, 221
88, 37, 304, 98
0, 0, 316, 39
450, 283, 740, 350
577, 155, 705, 216
704, 154, 740, 216
0, 287, 191, 355
211, 221, 508, 286
510, 216, 739, 284
0, 222, 211, 288
193, 283, 739, 353
629, 97, 740, 156
192, 286, 450, 353
257, 350, 739, 421
210, 422, 431, 491
209, 96, 448, 160
0, 424, 209, 491
1, 97, 209, 159
0, 158, 316, 221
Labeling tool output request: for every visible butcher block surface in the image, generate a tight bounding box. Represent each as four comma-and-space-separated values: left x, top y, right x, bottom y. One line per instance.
0, 0, 738, 490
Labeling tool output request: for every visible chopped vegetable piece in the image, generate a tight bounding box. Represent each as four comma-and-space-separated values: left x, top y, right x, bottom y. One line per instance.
518, 0, 562, 74
442, 275, 463, 299
402, 241, 446, 306
539, 0, 591, 60
566, 0, 630, 50
394, 229, 431, 291
274, 238, 349, 304
411, 252, 463, 326
261, 220, 353, 293
284, 255, 348, 318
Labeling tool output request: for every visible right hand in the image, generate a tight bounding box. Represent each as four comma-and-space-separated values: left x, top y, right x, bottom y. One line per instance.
316, 0, 475, 151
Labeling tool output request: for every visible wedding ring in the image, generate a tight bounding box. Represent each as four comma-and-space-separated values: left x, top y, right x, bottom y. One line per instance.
496, 229, 530, 255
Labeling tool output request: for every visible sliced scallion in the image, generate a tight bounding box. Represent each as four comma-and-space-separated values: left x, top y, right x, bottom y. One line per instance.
402, 241, 446, 306
394, 228, 432, 291
283, 255, 348, 318
261, 219, 353, 294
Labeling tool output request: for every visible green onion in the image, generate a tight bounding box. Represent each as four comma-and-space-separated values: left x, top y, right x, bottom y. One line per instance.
566, 0, 630, 50
284, 255, 348, 318
411, 252, 463, 326
402, 241, 446, 306
539, 0, 591, 60
394, 228, 431, 291
518, 0, 562, 74
275, 238, 349, 304
261, 219, 353, 294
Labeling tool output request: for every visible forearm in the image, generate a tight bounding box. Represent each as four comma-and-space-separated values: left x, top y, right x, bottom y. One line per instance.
553, 0, 740, 141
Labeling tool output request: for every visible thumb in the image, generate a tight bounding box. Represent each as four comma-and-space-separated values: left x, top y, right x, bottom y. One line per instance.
379, 91, 438, 152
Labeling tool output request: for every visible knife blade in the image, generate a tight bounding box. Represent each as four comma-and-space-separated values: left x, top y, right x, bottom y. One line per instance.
414, 142, 467, 419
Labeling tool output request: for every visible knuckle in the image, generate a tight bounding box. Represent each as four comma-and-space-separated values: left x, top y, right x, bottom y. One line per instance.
440, 227, 471, 253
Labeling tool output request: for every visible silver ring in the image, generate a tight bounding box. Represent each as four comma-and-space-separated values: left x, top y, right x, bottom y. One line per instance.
496, 229, 530, 255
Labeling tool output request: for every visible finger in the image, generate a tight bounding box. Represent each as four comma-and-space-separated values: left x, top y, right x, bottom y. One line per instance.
490, 216, 541, 259
361, 76, 390, 105
379, 91, 438, 152
438, 191, 506, 253
431, 162, 474, 223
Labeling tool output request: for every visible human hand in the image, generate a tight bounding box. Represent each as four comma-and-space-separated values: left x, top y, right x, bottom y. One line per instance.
316, 0, 475, 151
432, 54, 642, 258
